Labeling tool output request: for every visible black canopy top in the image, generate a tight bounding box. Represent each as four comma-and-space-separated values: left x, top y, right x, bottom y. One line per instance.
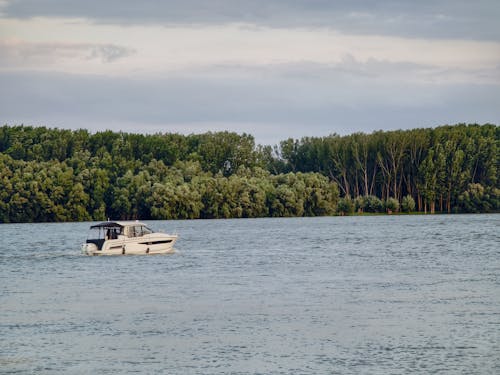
90, 222, 124, 229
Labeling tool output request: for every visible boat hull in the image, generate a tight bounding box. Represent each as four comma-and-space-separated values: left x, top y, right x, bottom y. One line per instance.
82, 234, 178, 256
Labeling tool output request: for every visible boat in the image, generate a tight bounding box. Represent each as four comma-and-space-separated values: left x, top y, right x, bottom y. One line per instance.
82, 221, 178, 255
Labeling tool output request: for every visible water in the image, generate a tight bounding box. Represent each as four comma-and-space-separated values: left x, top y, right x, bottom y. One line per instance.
1, 215, 499, 374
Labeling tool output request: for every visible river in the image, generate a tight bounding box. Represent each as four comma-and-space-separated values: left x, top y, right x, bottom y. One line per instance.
1, 214, 499, 374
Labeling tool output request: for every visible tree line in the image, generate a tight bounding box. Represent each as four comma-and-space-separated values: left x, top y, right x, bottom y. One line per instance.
0, 123, 498, 222
0, 126, 338, 222
270, 124, 498, 214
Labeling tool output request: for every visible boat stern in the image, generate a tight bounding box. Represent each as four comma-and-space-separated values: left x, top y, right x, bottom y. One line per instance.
81, 242, 98, 255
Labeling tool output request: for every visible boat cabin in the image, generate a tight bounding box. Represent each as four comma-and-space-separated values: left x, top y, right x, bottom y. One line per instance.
86, 221, 153, 250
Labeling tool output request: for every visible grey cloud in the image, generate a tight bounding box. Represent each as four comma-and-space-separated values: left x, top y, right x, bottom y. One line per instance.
332, 57, 500, 85
1, 64, 498, 145
0, 41, 135, 65
2, 0, 499, 40
88, 44, 135, 62
197, 58, 500, 88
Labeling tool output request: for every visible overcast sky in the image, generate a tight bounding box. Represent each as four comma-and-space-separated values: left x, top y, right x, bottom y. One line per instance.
1, 1, 499, 145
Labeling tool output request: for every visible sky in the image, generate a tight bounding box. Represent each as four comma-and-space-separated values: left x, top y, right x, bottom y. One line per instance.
1, 1, 499, 145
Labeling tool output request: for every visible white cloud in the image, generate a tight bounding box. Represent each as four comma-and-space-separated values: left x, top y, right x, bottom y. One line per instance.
1, 18, 499, 84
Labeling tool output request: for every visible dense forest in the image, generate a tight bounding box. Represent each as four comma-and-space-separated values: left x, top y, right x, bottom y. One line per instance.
0, 123, 498, 222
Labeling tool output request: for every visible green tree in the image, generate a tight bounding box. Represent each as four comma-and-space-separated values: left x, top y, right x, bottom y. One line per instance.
401, 195, 416, 212
385, 197, 400, 213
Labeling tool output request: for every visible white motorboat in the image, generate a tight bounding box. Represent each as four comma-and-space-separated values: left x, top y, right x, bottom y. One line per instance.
82, 221, 178, 255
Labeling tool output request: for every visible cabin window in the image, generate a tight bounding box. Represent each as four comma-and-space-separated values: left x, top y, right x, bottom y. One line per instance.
134, 226, 142, 237
128, 225, 142, 237
106, 228, 122, 239
125, 225, 153, 237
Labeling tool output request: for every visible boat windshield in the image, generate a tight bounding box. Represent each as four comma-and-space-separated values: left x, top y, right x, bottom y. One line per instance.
142, 226, 153, 235
126, 225, 153, 238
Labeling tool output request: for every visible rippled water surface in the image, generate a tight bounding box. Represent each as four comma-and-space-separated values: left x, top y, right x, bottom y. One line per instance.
1, 215, 499, 374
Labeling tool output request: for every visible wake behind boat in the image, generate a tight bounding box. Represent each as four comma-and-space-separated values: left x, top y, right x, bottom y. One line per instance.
82, 221, 178, 255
